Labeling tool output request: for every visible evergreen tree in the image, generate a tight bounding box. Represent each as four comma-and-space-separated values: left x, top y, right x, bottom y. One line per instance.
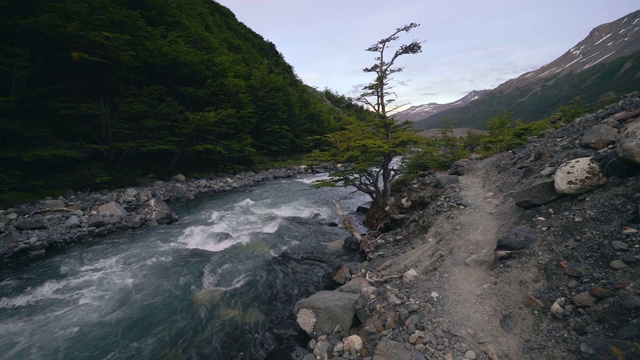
309, 24, 422, 206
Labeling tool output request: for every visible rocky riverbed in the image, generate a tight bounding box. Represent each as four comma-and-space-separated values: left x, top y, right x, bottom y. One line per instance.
0, 167, 305, 268
3, 92, 640, 359
283, 92, 640, 360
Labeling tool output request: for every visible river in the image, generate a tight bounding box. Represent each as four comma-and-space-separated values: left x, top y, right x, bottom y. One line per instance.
0, 175, 369, 359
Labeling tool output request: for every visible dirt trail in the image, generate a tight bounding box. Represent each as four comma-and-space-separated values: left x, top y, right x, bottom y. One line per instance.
394, 163, 538, 359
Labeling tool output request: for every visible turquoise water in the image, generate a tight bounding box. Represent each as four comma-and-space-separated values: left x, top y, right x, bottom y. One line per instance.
0, 176, 368, 359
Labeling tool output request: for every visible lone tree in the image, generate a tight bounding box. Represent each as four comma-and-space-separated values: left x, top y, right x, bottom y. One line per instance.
309, 23, 423, 207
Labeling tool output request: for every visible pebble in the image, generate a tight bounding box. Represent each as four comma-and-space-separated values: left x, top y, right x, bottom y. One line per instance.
610, 260, 628, 269
573, 292, 597, 307
403, 269, 418, 283
464, 350, 477, 360
612, 240, 629, 251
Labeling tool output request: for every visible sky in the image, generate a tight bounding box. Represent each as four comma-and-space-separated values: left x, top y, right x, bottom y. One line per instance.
215, 0, 639, 108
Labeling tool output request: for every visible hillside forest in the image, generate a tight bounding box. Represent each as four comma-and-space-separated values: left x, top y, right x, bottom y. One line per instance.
0, 0, 362, 204
1, 0, 636, 208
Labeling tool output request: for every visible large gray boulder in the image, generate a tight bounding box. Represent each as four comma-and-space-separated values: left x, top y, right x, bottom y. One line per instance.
293, 290, 359, 337
96, 201, 127, 218
618, 120, 640, 165
372, 337, 413, 360
136, 198, 178, 225
513, 179, 560, 208
95, 201, 128, 225
554, 157, 606, 195
579, 124, 618, 149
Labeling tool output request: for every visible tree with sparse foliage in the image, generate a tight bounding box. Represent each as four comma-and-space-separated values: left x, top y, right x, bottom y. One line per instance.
309, 24, 423, 206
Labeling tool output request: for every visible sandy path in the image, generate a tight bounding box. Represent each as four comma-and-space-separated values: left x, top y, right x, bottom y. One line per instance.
394, 164, 537, 359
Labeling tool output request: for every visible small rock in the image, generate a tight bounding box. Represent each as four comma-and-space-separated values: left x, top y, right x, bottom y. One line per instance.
15, 221, 47, 231
621, 296, 640, 310
403, 269, 418, 284
580, 337, 640, 359
573, 292, 597, 307
610, 260, 628, 269
333, 264, 351, 285
172, 173, 186, 182
565, 262, 589, 277
525, 294, 543, 308
612, 240, 629, 251
464, 350, 477, 360
551, 298, 566, 318
567, 280, 580, 288
64, 216, 82, 229
622, 254, 637, 264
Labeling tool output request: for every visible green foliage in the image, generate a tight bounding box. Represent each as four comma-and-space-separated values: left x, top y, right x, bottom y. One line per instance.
307, 116, 419, 205
0, 0, 339, 200
307, 24, 422, 206
405, 124, 474, 173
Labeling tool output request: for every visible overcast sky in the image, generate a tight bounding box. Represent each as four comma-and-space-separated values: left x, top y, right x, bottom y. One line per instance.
215, 1, 639, 107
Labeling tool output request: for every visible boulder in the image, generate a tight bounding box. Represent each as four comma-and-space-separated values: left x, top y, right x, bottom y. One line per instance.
171, 173, 186, 182
339, 277, 371, 294
64, 215, 82, 229
332, 264, 351, 285
293, 290, 359, 336
615, 318, 640, 341
162, 184, 187, 200
593, 150, 640, 178
372, 337, 413, 360
554, 157, 606, 195
580, 337, 640, 360
513, 179, 560, 208
136, 198, 178, 225
343, 335, 363, 353
94, 201, 128, 225
618, 120, 640, 165
449, 159, 472, 176
15, 220, 47, 231
43, 199, 65, 208
579, 124, 618, 149
403, 269, 418, 284
435, 175, 459, 188
96, 201, 127, 219
496, 227, 538, 251
495, 226, 538, 259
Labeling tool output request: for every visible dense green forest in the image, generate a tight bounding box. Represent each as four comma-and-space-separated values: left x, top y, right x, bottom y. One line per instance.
0, 0, 344, 203
415, 50, 640, 130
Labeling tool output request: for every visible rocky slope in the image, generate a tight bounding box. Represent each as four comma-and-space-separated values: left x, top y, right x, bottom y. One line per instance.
285, 92, 640, 360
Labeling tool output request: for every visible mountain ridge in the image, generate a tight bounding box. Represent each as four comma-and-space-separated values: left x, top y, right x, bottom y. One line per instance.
392, 90, 490, 122
412, 9, 640, 130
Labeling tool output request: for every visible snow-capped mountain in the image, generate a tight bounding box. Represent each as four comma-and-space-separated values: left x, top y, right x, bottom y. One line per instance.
497, 9, 640, 93
413, 9, 640, 130
392, 90, 490, 122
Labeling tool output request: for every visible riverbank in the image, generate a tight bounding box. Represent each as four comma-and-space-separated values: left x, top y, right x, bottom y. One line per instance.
0, 167, 306, 268
284, 93, 640, 359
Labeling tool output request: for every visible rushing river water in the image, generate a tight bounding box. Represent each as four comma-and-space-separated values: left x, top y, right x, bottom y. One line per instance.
0, 175, 369, 360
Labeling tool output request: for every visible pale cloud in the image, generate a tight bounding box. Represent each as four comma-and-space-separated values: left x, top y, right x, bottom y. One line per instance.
216, 0, 639, 104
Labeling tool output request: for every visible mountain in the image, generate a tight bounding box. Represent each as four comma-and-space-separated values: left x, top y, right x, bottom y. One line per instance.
0, 0, 342, 203
392, 90, 490, 122
497, 9, 640, 94
414, 9, 640, 130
